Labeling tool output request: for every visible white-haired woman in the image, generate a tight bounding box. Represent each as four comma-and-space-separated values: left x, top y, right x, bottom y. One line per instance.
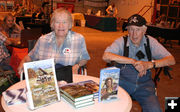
18, 8, 90, 78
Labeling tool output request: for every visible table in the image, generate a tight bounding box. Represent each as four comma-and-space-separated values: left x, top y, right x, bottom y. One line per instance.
146, 24, 180, 45
1, 75, 132, 112
72, 13, 85, 27
84, 15, 117, 31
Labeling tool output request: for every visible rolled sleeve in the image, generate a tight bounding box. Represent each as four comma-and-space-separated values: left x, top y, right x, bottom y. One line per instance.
105, 37, 124, 56
149, 36, 172, 59
79, 37, 90, 61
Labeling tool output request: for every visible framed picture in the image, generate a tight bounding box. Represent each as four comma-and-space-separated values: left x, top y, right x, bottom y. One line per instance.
57, 3, 74, 13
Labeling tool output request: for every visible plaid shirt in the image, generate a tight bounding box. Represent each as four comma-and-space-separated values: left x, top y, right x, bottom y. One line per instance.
29, 31, 90, 66
0, 32, 10, 62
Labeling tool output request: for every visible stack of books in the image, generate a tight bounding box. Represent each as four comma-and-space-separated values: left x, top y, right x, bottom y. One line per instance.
59, 80, 99, 108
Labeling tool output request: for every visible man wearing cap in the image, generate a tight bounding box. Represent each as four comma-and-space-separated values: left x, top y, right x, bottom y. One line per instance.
102, 14, 175, 112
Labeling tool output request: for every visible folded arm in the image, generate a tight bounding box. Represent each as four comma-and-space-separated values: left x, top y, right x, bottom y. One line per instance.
103, 52, 176, 77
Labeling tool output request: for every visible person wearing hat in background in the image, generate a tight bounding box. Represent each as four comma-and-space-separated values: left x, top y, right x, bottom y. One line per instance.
103, 14, 175, 112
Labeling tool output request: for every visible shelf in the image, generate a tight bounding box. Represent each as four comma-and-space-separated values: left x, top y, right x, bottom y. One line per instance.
159, 0, 180, 26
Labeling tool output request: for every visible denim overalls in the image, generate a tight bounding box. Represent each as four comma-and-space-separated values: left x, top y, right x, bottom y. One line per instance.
117, 64, 162, 112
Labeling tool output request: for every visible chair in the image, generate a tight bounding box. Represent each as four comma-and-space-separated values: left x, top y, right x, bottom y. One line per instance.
20, 40, 37, 81
20, 28, 42, 48
78, 65, 87, 76
28, 40, 37, 53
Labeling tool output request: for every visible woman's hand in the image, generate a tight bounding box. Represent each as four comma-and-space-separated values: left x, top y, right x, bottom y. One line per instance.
72, 64, 79, 74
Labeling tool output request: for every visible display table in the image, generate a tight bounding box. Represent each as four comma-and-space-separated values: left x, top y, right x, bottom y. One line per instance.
1, 75, 132, 112
146, 24, 180, 45
84, 15, 117, 31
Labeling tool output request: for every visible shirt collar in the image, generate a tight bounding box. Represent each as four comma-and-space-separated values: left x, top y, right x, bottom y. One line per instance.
127, 35, 147, 47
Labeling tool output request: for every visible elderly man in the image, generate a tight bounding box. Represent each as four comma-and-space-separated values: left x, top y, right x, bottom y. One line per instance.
18, 8, 90, 78
103, 14, 175, 112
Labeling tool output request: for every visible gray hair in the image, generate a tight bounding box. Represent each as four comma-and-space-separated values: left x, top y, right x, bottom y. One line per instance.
50, 8, 73, 30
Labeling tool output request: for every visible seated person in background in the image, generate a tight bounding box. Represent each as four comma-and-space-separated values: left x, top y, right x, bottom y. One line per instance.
0, 13, 22, 38
37, 7, 45, 19
102, 14, 175, 112
156, 14, 169, 27
106, 3, 117, 17
18, 8, 90, 75
0, 32, 13, 71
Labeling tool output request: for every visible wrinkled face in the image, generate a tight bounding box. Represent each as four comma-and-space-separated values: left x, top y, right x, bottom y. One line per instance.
5, 16, 14, 28
127, 25, 146, 47
54, 12, 70, 38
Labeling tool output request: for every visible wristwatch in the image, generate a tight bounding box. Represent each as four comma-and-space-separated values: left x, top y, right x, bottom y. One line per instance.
151, 60, 156, 68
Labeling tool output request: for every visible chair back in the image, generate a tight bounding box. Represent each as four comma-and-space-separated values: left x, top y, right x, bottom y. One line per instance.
28, 40, 37, 53
21, 28, 41, 48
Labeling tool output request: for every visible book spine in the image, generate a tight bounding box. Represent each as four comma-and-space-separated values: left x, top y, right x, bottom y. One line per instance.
26, 91, 35, 110
61, 93, 93, 105
75, 101, 94, 108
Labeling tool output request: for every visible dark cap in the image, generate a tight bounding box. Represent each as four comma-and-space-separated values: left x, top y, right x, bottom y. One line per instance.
127, 14, 147, 27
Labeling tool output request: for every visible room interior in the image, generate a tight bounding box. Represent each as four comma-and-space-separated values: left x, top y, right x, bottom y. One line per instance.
0, 0, 179, 112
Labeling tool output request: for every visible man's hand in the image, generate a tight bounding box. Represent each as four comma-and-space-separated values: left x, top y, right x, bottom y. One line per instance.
133, 61, 152, 77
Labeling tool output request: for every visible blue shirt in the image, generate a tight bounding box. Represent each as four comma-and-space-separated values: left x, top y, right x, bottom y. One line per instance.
105, 35, 172, 61
29, 31, 90, 66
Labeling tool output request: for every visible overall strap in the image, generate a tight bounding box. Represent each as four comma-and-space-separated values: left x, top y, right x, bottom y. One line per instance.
123, 35, 152, 61
123, 35, 129, 57
144, 35, 152, 61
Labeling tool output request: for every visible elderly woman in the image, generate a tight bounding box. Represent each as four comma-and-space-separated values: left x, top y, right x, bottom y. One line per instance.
0, 13, 22, 38
18, 8, 90, 77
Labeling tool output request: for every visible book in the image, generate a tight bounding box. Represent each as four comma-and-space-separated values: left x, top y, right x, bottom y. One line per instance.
77, 80, 99, 97
61, 93, 94, 108
23, 58, 60, 110
59, 80, 98, 102
98, 67, 120, 102
2, 88, 26, 105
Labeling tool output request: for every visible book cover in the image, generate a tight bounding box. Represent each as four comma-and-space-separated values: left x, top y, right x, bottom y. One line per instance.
2, 88, 26, 105
98, 67, 120, 102
23, 58, 60, 110
59, 80, 98, 102
77, 80, 99, 95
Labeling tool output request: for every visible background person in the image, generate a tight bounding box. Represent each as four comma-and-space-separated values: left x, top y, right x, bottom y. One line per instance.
18, 8, 90, 75
0, 32, 13, 70
0, 13, 22, 38
102, 14, 175, 112
106, 3, 117, 17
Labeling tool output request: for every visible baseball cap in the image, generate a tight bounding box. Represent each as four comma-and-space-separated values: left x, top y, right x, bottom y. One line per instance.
127, 14, 147, 27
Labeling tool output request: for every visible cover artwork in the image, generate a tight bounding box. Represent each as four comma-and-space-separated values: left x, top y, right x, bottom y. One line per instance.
98, 67, 120, 102
59, 80, 98, 102
23, 58, 60, 110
